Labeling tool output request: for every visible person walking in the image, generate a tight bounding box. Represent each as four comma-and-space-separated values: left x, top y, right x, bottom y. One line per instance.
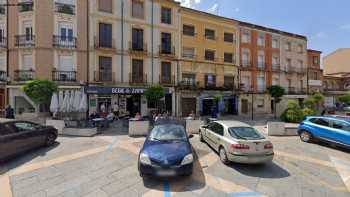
5, 105, 15, 119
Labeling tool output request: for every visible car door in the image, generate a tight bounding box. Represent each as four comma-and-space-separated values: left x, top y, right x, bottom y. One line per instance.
0, 123, 18, 160
205, 122, 217, 147
210, 123, 224, 151
329, 119, 350, 146
308, 118, 333, 139
12, 122, 43, 150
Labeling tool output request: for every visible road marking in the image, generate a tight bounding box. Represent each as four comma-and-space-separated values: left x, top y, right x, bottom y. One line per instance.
0, 174, 12, 197
230, 191, 263, 197
330, 156, 350, 192
275, 150, 334, 168
163, 181, 171, 197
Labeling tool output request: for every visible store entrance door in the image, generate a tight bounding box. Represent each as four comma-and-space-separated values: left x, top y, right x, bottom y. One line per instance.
127, 95, 141, 117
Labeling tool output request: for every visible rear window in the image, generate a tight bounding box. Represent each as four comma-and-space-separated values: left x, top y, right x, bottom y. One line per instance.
228, 127, 265, 140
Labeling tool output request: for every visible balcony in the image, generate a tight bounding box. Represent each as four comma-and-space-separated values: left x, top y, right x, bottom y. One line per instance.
0, 71, 6, 82
18, 1, 33, 12
94, 71, 115, 82
129, 42, 147, 53
182, 53, 196, 60
257, 64, 265, 71
204, 57, 219, 62
130, 73, 147, 84
53, 36, 77, 48
159, 45, 175, 56
285, 66, 296, 73
0, 37, 7, 48
160, 75, 175, 85
223, 83, 235, 90
271, 64, 280, 72
241, 61, 252, 69
14, 70, 35, 81
15, 35, 35, 47
52, 70, 77, 82
55, 2, 75, 15
94, 37, 116, 50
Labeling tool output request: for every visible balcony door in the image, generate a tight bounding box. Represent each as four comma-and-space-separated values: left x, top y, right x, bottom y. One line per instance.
99, 56, 112, 81
58, 55, 74, 71
132, 28, 143, 50
23, 21, 33, 41
59, 23, 73, 42
161, 32, 171, 54
132, 59, 143, 83
99, 23, 112, 48
161, 62, 171, 83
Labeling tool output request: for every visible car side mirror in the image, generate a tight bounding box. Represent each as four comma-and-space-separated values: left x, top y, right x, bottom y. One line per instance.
189, 134, 194, 138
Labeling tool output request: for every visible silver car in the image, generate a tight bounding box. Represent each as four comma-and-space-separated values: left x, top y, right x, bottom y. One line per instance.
199, 121, 274, 164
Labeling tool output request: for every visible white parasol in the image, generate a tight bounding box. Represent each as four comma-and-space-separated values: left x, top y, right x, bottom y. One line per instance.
73, 90, 81, 112
68, 90, 75, 112
58, 91, 64, 112
61, 91, 70, 113
79, 93, 88, 113
49, 92, 59, 115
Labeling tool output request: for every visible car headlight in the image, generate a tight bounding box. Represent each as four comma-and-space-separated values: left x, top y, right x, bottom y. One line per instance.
181, 154, 193, 165
139, 153, 151, 165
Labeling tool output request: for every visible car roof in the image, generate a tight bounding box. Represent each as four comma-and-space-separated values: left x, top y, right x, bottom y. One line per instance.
306, 116, 350, 123
214, 120, 251, 128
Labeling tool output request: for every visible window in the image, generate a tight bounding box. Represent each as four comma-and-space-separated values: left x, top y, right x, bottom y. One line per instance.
272, 77, 279, 86
161, 62, 171, 83
132, 0, 144, 19
298, 60, 303, 69
22, 54, 33, 70
298, 44, 303, 53
13, 122, 38, 131
205, 29, 215, 40
205, 74, 216, 87
257, 33, 265, 46
224, 32, 234, 43
205, 50, 215, 61
242, 49, 250, 66
242, 30, 250, 43
285, 42, 291, 51
58, 55, 74, 71
313, 56, 319, 64
161, 7, 172, 24
0, 28, 4, 44
132, 59, 143, 81
183, 25, 195, 36
161, 32, 172, 54
209, 123, 224, 136
98, 0, 112, 13
258, 51, 265, 68
182, 47, 195, 59
224, 53, 234, 63
224, 76, 234, 87
257, 99, 264, 108
59, 23, 73, 41
310, 118, 330, 127
257, 75, 265, 92
286, 59, 291, 71
242, 76, 250, 91
132, 28, 144, 50
99, 56, 112, 81
99, 23, 112, 48
272, 56, 279, 66
272, 38, 279, 48
331, 120, 350, 131
182, 73, 196, 85
25, 26, 33, 41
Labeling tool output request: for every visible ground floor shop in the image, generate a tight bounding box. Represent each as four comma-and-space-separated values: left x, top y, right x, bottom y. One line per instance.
177, 90, 238, 117
238, 93, 272, 116
0, 86, 5, 117
85, 86, 175, 117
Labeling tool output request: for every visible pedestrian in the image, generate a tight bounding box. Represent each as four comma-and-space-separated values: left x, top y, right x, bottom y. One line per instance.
321, 109, 327, 116
5, 105, 15, 119
154, 113, 162, 122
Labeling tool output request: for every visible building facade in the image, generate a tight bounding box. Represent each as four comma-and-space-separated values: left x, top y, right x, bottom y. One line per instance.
177, 8, 239, 117
307, 49, 323, 93
6, 0, 87, 116
87, 0, 180, 117
238, 22, 308, 116
0, 0, 7, 116
323, 48, 350, 75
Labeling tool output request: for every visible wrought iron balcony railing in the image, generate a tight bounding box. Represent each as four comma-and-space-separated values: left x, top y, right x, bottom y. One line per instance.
15, 35, 35, 47
0, 37, 6, 48
14, 70, 35, 81
159, 45, 175, 56
94, 71, 115, 82
130, 73, 147, 84
55, 2, 75, 15
18, 1, 33, 12
0, 71, 6, 82
160, 75, 175, 85
129, 41, 147, 52
53, 35, 77, 48
52, 70, 77, 82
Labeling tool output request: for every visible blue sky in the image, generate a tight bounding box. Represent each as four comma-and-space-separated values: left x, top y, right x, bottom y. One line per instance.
176, 0, 350, 57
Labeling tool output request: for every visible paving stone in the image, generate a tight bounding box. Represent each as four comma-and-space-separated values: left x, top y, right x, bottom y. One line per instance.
82, 189, 108, 197
50, 189, 79, 197
108, 187, 139, 197
11, 176, 39, 190
25, 191, 47, 197
78, 175, 114, 196
100, 180, 129, 195
45, 175, 90, 196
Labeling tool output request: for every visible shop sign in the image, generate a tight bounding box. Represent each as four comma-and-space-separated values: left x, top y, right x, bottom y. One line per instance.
85, 86, 170, 94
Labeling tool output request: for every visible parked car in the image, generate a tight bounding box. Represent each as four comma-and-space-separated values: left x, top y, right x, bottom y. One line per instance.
0, 119, 58, 161
199, 121, 274, 164
138, 123, 194, 177
298, 116, 350, 148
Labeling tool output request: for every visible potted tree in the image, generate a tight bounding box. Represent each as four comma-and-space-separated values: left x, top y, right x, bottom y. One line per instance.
267, 85, 285, 119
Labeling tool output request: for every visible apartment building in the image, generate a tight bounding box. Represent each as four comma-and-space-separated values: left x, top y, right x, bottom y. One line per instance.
238, 22, 308, 115
0, 0, 7, 115
6, 0, 88, 115
177, 8, 239, 117
307, 49, 323, 93
323, 48, 350, 75
87, 0, 180, 116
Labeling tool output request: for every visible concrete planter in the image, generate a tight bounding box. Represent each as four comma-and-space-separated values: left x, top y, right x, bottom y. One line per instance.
61, 128, 98, 137
129, 121, 150, 137
267, 122, 299, 136
46, 120, 65, 134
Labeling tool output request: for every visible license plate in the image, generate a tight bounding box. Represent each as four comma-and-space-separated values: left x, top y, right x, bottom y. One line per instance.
157, 170, 175, 176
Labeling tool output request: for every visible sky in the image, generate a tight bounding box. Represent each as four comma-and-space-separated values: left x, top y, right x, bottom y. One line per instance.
175, 0, 350, 57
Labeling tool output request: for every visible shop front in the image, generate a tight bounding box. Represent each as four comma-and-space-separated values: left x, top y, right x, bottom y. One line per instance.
0, 87, 5, 117
199, 91, 238, 116
85, 86, 174, 117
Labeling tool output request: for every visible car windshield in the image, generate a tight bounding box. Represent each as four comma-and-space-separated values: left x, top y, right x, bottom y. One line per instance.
228, 127, 265, 140
149, 124, 187, 141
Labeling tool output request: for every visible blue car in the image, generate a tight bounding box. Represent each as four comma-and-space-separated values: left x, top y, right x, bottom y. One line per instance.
138, 123, 194, 177
298, 116, 350, 148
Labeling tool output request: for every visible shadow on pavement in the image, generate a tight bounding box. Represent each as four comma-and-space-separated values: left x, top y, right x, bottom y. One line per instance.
142, 148, 206, 192
228, 161, 290, 179
315, 141, 350, 154
0, 142, 60, 175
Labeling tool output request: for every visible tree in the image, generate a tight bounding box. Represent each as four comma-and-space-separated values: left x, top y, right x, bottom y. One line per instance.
337, 94, 350, 104
144, 85, 165, 111
22, 80, 58, 111
303, 97, 316, 109
312, 92, 325, 111
267, 85, 285, 118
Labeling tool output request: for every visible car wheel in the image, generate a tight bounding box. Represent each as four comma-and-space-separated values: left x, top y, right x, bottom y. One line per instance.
46, 133, 56, 146
199, 131, 204, 142
219, 147, 230, 165
300, 130, 312, 143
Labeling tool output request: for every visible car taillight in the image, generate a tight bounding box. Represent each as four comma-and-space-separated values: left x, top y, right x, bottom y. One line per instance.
264, 143, 273, 149
231, 144, 250, 150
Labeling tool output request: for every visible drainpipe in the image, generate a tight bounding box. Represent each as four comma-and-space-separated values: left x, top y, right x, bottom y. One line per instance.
121, 0, 124, 83
151, 0, 154, 84
86, 0, 90, 117
6, 0, 9, 107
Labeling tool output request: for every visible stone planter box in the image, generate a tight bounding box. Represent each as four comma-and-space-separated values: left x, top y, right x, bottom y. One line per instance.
267, 122, 299, 136
61, 128, 98, 137
129, 120, 150, 137
186, 120, 204, 134
46, 120, 65, 134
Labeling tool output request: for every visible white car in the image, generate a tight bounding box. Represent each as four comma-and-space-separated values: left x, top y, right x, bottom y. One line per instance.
199, 121, 274, 164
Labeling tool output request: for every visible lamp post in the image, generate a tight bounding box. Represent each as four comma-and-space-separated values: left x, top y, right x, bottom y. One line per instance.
251, 86, 254, 120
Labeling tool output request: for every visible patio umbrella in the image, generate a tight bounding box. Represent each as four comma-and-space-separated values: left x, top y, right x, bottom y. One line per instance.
49, 92, 59, 115
68, 90, 75, 112
73, 90, 81, 112
61, 91, 70, 113
58, 91, 64, 112
79, 93, 88, 113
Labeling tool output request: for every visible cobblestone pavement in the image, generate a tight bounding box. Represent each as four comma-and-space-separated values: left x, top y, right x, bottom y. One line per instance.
1, 126, 350, 197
